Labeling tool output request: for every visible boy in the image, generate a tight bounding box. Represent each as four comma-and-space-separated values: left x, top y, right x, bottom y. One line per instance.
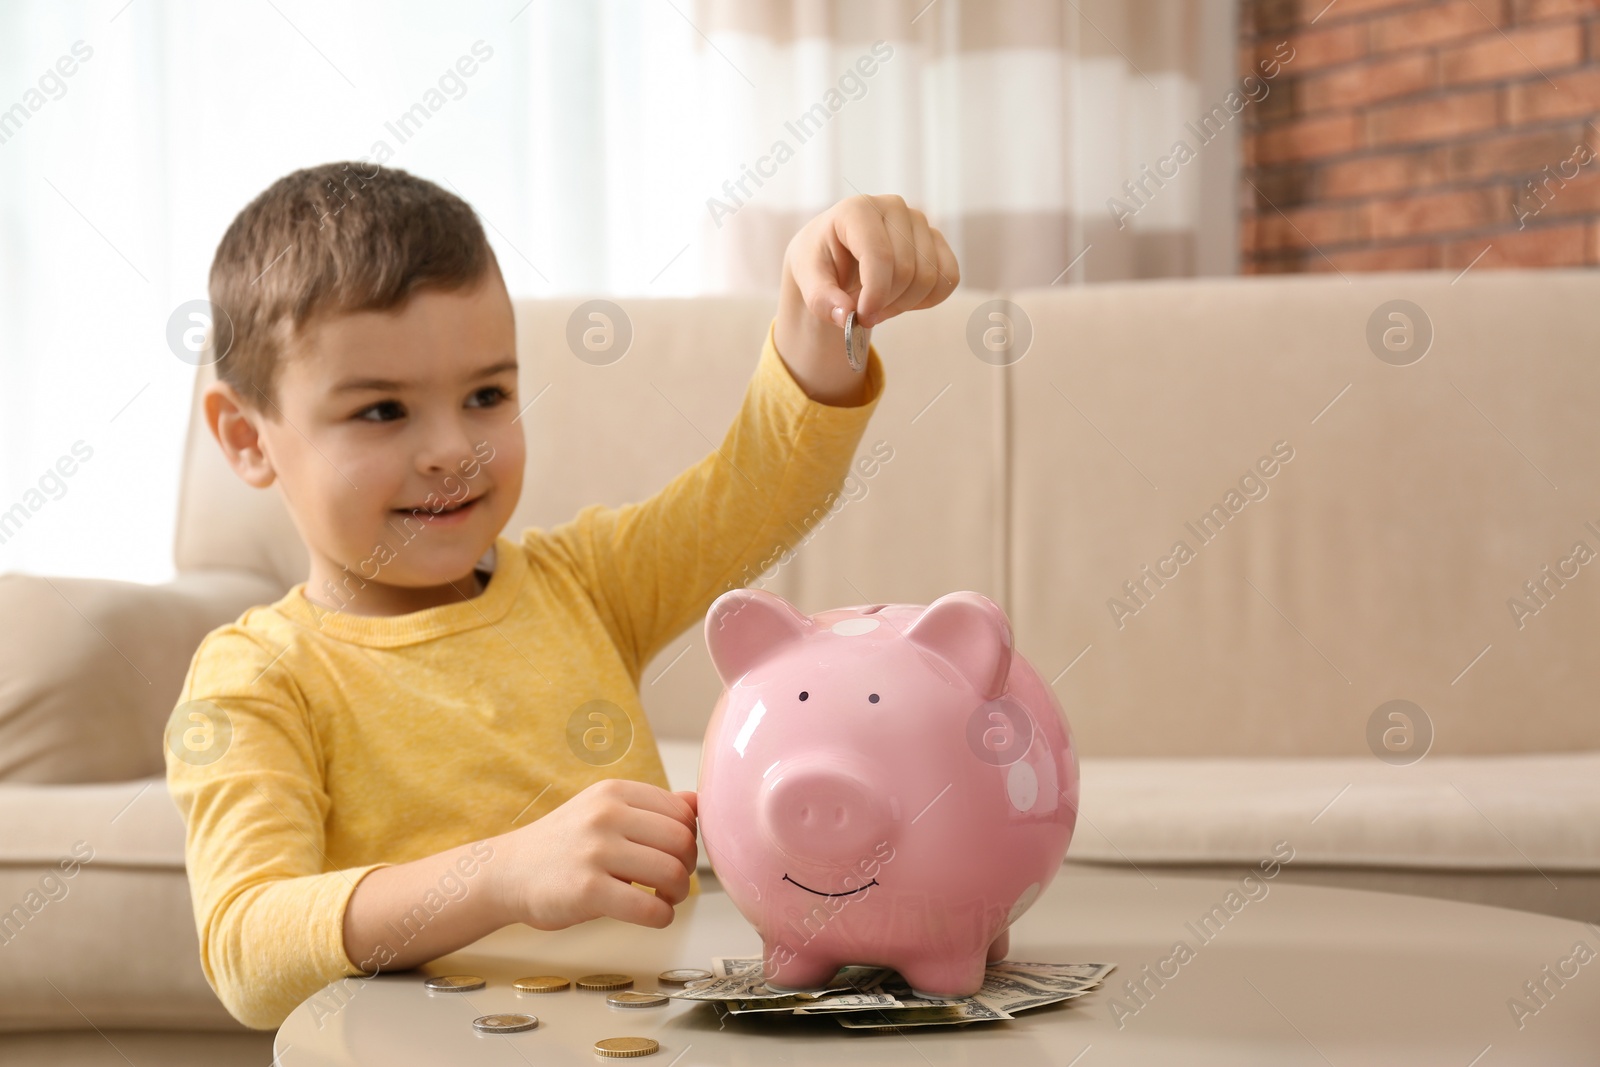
165, 162, 959, 1029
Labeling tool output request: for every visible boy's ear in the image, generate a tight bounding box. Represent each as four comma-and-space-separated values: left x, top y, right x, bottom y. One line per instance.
203, 381, 276, 489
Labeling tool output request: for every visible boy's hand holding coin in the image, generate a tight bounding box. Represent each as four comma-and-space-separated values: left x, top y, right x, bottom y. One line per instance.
486, 780, 699, 931
776, 194, 960, 406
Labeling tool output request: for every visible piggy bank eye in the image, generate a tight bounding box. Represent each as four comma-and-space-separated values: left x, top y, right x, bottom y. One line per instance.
798, 691, 809, 701
868, 693, 879, 703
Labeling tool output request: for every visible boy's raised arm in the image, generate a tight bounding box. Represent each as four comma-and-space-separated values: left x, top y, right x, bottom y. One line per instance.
775, 193, 958, 406
537, 195, 958, 676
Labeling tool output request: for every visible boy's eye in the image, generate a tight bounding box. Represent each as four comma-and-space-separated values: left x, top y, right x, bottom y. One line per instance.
467, 385, 510, 408
355, 400, 406, 422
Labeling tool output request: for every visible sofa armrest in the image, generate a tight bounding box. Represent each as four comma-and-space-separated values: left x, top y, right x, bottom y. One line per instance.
0, 570, 284, 784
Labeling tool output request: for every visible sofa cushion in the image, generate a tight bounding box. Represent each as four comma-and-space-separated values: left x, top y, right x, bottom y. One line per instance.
0, 778, 242, 1032
1006, 271, 1600, 758
0, 571, 282, 784
1072, 753, 1600, 871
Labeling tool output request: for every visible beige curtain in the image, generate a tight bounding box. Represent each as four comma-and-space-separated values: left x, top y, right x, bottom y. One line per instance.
687, 0, 1238, 291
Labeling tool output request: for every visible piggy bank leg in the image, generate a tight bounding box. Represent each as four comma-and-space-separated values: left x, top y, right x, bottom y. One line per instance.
897, 952, 990, 1000
986, 928, 1010, 963
763, 944, 842, 992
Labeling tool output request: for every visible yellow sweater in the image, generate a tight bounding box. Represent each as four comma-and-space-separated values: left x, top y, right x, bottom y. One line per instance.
165, 319, 884, 1029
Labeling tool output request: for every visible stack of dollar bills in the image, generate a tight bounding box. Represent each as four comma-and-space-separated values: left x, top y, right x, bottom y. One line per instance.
663, 957, 1116, 1029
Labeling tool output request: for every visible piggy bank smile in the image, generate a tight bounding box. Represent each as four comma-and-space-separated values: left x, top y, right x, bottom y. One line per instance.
781, 873, 880, 897
698, 589, 1078, 999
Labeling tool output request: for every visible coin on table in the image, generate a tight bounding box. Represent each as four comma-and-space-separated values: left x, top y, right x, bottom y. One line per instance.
513, 975, 570, 994
576, 972, 634, 991
472, 1013, 539, 1034
844, 309, 867, 373
607, 990, 669, 1008
594, 1036, 661, 1058
424, 975, 485, 992
656, 968, 712, 985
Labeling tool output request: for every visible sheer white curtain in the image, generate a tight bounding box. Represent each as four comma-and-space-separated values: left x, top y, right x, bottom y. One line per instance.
0, 0, 1233, 584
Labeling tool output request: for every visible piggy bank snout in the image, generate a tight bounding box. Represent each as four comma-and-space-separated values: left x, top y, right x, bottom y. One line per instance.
760, 764, 891, 865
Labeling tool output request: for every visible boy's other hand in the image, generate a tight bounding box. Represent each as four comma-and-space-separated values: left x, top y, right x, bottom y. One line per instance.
775, 194, 959, 406
487, 779, 698, 932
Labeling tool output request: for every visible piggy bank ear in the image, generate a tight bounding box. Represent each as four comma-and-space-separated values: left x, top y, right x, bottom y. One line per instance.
705, 588, 813, 688
904, 592, 1013, 699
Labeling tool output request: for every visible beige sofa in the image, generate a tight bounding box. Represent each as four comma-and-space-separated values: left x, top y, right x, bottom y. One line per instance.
3, 273, 1597, 1063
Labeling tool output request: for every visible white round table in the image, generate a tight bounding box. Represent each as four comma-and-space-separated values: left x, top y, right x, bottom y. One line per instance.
275, 870, 1598, 1065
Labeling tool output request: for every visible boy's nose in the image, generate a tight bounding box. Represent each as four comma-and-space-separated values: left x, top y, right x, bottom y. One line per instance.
415, 420, 478, 474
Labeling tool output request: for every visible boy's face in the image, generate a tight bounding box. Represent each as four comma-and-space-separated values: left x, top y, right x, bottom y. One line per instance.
232, 265, 525, 614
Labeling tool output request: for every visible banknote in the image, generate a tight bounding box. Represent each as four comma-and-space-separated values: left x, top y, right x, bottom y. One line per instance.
890, 966, 1073, 994
872, 970, 1078, 1009
973, 973, 1100, 1015
989, 961, 1116, 984
676, 959, 889, 1002
670, 955, 1116, 1027
724, 998, 820, 1014
665, 974, 829, 1001
711, 957, 890, 988
710, 957, 764, 979
835, 1000, 1014, 1028
735, 992, 901, 1014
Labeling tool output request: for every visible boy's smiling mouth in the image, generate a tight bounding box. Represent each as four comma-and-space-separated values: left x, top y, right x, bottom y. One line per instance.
395, 493, 486, 524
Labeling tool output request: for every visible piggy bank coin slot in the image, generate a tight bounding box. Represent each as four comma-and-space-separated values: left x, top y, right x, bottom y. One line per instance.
861, 604, 885, 614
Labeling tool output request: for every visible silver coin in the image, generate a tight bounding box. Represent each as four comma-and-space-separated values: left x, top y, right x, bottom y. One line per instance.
607, 990, 669, 1008
657, 968, 712, 984
473, 1013, 539, 1034
425, 974, 485, 992
844, 309, 867, 373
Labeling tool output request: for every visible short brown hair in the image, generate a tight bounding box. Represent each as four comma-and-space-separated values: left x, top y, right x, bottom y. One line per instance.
207, 162, 496, 408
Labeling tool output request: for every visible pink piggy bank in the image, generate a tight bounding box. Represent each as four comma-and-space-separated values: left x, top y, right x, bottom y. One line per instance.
697, 588, 1078, 997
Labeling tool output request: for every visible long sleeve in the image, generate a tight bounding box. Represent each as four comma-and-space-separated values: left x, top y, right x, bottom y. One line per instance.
533, 317, 886, 679
164, 626, 389, 1030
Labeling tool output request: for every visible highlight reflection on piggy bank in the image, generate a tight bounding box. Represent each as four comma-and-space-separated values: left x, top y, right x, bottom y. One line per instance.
698, 588, 1078, 997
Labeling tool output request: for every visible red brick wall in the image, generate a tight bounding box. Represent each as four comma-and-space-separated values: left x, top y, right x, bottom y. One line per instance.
1241, 0, 1600, 272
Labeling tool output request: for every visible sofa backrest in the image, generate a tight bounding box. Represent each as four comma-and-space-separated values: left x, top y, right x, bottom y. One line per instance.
174, 273, 1600, 757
